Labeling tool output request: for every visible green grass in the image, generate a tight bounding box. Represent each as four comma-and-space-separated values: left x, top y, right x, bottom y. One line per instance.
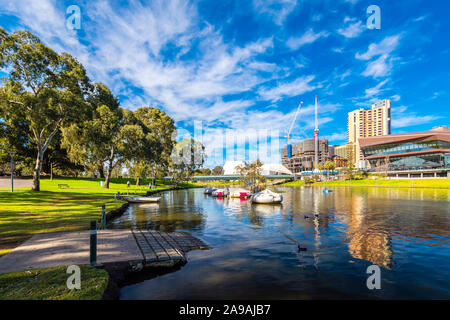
282, 180, 305, 187
195, 180, 245, 186
0, 177, 199, 255
0, 265, 108, 300
316, 178, 450, 188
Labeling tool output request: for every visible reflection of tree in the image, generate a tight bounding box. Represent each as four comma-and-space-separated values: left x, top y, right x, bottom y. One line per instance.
111, 190, 207, 232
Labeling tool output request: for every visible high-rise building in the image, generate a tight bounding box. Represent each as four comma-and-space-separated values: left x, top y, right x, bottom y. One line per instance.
347, 99, 391, 162
281, 138, 333, 173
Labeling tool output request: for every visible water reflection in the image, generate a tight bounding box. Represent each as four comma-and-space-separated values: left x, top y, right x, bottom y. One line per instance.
112, 187, 450, 299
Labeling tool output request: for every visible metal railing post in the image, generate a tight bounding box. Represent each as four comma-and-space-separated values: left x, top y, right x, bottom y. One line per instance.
101, 204, 106, 230
90, 221, 97, 266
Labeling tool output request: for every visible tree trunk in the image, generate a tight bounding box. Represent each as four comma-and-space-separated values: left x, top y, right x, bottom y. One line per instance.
98, 162, 105, 179
32, 148, 44, 191
136, 177, 140, 186
104, 165, 111, 189
103, 146, 115, 189
152, 167, 156, 187
50, 162, 53, 181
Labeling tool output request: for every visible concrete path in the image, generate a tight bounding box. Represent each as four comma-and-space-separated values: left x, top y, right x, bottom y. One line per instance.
0, 177, 33, 189
0, 229, 209, 274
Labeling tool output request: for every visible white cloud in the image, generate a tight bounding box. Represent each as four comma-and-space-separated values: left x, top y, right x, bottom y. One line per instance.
322, 132, 347, 143
392, 105, 440, 128
312, 14, 323, 22
362, 54, 393, 78
414, 15, 428, 22
257, 75, 318, 101
356, 35, 401, 60
363, 79, 389, 98
391, 94, 401, 101
393, 115, 439, 128
286, 29, 329, 50
338, 19, 364, 38
253, 0, 298, 25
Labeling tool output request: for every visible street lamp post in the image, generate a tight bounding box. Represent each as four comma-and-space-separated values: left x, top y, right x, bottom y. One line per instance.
8, 151, 15, 192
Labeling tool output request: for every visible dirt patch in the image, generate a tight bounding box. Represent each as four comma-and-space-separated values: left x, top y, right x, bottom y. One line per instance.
0, 178, 33, 189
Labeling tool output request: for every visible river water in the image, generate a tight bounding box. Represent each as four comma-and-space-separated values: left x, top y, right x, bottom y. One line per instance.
109, 187, 450, 299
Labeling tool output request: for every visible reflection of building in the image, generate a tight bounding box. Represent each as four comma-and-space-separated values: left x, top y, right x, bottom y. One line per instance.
348, 99, 392, 163
359, 126, 450, 177
345, 194, 394, 269
281, 138, 333, 173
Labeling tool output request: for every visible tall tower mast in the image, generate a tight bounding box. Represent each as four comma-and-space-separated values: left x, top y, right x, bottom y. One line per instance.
314, 95, 319, 169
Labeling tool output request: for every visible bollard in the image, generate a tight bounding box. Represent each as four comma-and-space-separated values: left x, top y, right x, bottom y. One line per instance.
114, 194, 117, 202
90, 221, 97, 266
101, 204, 106, 230
118, 191, 120, 199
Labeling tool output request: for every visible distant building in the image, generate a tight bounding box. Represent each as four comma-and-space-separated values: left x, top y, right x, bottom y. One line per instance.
333, 144, 350, 168
261, 163, 292, 176
223, 161, 247, 175
348, 99, 392, 162
359, 126, 450, 177
281, 138, 333, 173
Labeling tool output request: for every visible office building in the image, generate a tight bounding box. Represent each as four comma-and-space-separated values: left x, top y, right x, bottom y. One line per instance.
281, 138, 333, 173
348, 99, 392, 163
359, 126, 450, 177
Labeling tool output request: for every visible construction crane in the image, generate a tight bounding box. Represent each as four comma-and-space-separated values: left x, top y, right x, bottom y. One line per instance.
285, 100, 303, 158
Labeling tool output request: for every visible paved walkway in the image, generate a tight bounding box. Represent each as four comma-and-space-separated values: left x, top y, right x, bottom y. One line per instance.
0, 178, 33, 189
0, 229, 209, 274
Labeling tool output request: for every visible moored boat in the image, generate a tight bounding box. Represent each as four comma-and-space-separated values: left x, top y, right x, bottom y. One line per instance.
204, 187, 217, 194
250, 189, 283, 204
123, 196, 161, 203
229, 189, 252, 198
212, 188, 230, 197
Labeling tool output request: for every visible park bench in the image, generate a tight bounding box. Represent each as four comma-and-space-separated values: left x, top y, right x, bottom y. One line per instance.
58, 184, 70, 189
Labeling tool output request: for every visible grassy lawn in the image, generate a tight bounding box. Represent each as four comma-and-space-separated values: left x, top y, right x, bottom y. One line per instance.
282, 180, 305, 187
316, 178, 450, 188
282, 178, 450, 188
195, 180, 244, 186
0, 177, 198, 256
0, 265, 108, 300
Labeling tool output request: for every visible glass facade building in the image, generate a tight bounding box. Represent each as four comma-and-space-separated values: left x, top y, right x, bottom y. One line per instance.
359, 127, 450, 172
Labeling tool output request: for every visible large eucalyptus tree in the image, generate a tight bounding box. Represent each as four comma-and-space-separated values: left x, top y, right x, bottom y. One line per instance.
0, 28, 90, 191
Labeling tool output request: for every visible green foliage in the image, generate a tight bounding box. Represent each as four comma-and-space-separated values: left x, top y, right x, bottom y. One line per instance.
170, 138, 206, 182
194, 168, 212, 176
236, 159, 266, 190
282, 179, 305, 186
0, 28, 91, 190
324, 160, 336, 171
345, 147, 356, 179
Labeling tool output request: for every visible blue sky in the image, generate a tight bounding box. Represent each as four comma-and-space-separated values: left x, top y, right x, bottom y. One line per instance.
0, 0, 449, 167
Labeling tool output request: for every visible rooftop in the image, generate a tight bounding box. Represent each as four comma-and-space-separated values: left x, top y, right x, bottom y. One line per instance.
359, 126, 450, 148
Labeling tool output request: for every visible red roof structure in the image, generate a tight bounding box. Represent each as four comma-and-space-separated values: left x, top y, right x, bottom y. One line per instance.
359, 126, 450, 148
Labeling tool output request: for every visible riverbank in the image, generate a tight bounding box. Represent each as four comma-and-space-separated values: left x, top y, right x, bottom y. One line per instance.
0, 265, 109, 300
195, 180, 244, 186
282, 178, 450, 188
0, 178, 199, 256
